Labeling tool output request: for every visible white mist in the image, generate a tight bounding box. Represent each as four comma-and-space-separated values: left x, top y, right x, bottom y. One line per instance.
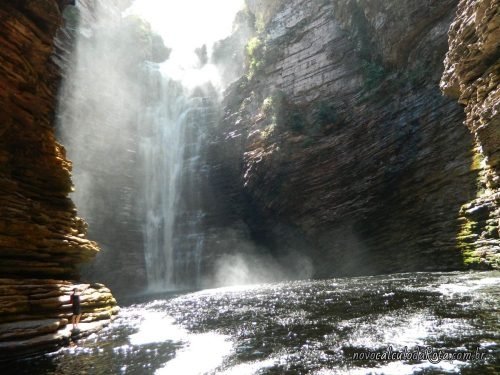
58, 0, 245, 292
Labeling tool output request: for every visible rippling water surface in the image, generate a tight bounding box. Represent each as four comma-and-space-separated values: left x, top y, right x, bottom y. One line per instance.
4, 271, 499, 374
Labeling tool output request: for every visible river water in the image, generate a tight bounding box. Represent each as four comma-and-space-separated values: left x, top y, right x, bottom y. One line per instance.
5, 271, 499, 374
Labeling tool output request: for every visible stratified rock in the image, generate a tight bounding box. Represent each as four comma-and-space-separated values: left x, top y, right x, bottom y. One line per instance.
0, 279, 117, 360
441, 0, 500, 268
0, 0, 118, 359
0, 0, 98, 279
209, 0, 482, 276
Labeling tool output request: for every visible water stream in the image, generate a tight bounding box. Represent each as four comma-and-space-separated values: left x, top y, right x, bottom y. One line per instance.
4, 271, 499, 374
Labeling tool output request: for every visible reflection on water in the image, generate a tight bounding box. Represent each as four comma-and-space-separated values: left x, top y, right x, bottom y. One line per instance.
2, 271, 499, 374
157, 333, 231, 374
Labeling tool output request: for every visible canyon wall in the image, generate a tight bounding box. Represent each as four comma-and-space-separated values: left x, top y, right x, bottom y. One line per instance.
441, 0, 499, 268
2, 1, 496, 350
206, 0, 499, 276
0, 1, 117, 359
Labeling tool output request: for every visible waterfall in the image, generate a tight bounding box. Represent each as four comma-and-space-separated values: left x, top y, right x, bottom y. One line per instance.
172, 97, 216, 288
57, 0, 242, 292
136, 74, 215, 290
138, 72, 189, 290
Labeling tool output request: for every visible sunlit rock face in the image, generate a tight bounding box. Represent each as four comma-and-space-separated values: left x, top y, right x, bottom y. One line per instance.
0, 0, 117, 358
0, 0, 96, 279
211, 0, 485, 276
441, 0, 500, 268
0, 280, 118, 360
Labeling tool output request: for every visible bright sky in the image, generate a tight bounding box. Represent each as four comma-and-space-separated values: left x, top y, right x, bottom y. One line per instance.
126, 0, 245, 52
125, 0, 245, 88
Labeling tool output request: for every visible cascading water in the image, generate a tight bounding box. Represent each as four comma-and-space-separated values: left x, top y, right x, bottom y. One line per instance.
172, 96, 217, 288
137, 77, 215, 290
137, 72, 189, 290
58, 0, 244, 292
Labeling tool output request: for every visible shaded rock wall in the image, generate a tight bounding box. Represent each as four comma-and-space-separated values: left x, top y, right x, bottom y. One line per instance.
209, 0, 482, 275
0, 0, 117, 359
441, 0, 500, 268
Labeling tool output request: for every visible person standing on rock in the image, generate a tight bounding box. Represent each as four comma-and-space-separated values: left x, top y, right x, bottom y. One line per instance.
70, 288, 82, 329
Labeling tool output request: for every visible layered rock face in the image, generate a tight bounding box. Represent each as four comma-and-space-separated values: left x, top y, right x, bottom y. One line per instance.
209, 0, 485, 276
0, 0, 97, 279
0, 280, 117, 360
0, 1, 117, 359
441, 0, 500, 268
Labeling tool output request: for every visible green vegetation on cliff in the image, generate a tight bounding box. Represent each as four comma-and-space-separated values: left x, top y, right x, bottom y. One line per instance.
246, 36, 265, 79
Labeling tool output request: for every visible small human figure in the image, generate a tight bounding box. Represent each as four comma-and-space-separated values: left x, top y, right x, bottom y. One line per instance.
70, 288, 82, 329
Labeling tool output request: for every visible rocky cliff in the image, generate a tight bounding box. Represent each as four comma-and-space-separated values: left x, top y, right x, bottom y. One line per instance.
0, 0, 117, 359
441, 0, 500, 268
207, 0, 498, 276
